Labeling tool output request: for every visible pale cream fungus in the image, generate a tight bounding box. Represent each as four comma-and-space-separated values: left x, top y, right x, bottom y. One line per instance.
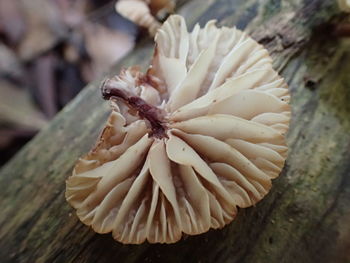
66, 15, 291, 244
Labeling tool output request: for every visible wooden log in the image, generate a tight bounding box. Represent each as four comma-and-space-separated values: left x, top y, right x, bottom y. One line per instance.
1, 0, 350, 262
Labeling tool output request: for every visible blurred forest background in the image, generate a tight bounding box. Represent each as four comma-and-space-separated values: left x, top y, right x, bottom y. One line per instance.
0, 0, 139, 166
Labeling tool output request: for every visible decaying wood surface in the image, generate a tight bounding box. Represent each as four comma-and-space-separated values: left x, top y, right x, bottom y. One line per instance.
1, 0, 350, 262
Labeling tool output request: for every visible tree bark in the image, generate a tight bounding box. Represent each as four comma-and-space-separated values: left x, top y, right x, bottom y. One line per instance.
1, 0, 350, 262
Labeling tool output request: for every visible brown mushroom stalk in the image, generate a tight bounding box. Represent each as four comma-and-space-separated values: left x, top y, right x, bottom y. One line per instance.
101, 80, 168, 139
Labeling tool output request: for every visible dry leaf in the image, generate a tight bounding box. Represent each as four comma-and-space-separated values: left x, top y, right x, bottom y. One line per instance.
0, 80, 47, 130
0, 43, 23, 79
83, 22, 135, 77
18, 0, 66, 60
0, 0, 26, 44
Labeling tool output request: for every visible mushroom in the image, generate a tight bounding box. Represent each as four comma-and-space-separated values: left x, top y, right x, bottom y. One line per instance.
66, 15, 291, 244
115, 0, 174, 36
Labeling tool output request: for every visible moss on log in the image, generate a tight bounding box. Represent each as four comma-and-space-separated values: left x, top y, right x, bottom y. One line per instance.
1, 0, 350, 262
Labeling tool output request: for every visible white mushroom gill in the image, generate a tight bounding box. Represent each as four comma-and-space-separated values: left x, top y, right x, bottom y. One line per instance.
65, 15, 291, 244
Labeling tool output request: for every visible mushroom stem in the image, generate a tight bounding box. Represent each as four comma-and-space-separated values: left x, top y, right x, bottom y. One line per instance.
101, 81, 168, 139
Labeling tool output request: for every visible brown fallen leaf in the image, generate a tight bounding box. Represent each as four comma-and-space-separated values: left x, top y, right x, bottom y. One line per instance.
17, 0, 66, 61
83, 22, 135, 78
0, 80, 48, 130
32, 53, 59, 118
0, 43, 23, 79
0, 0, 26, 45
53, 0, 87, 28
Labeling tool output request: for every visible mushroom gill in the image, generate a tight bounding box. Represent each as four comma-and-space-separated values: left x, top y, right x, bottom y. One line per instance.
65, 15, 291, 244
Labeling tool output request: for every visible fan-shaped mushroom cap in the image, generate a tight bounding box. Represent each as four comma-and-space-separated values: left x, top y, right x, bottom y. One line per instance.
66, 15, 291, 244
